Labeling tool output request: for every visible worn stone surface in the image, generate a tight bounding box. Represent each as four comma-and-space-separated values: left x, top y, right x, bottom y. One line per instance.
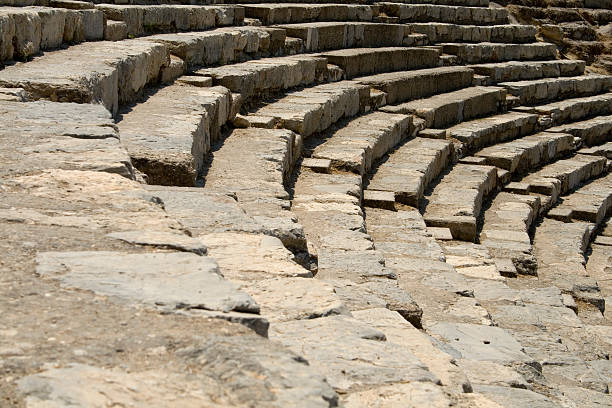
36, 251, 260, 314
270, 315, 438, 393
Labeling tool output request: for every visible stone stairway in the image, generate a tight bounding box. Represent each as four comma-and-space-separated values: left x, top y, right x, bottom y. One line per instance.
1, 0, 612, 407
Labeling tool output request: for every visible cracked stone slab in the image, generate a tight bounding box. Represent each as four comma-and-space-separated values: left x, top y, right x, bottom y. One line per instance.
106, 230, 207, 255
244, 277, 349, 322
428, 322, 533, 365
18, 333, 340, 408
270, 315, 438, 393
198, 232, 312, 282
36, 251, 259, 314
343, 382, 451, 408
329, 279, 423, 328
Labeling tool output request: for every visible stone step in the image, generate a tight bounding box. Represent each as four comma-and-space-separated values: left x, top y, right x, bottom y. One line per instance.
147, 26, 285, 71
541, 22, 598, 42
291, 168, 398, 281
272, 22, 416, 52
441, 42, 557, 64
406, 23, 536, 44
269, 315, 439, 394
512, 6, 612, 25
446, 111, 539, 154
469, 60, 585, 84
533, 218, 603, 309
375, 0, 489, 5
505, 0, 610, 8
0, 98, 134, 179
196, 54, 328, 103
0, 6, 104, 64
580, 141, 612, 159
311, 111, 414, 175
545, 114, 612, 147
499, 74, 612, 105
202, 127, 305, 250
318, 46, 440, 79
353, 66, 474, 105
241, 81, 370, 138
95, 4, 243, 38
474, 132, 575, 175
366, 137, 454, 207
548, 172, 612, 225
117, 83, 232, 186
243, 3, 374, 25
506, 154, 608, 207
480, 192, 541, 275
530, 92, 612, 126
424, 163, 498, 241
381, 86, 506, 129
0, 27, 275, 115
377, 3, 508, 25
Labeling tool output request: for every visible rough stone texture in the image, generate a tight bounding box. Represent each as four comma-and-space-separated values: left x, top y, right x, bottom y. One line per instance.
36, 251, 260, 314
367, 137, 454, 206
424, 164, 498, 241
0, 99, 134, 179
312, 111, 413, 175
354, 66, 474, 104
119, 84, 231, 186
270, 315, 438, 393
382, 85, 506, 128
0, 39, 171, 115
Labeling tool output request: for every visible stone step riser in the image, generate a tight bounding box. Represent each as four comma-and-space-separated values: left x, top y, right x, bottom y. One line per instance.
378, 3, 509, 26
500, 75, 612, 105
441, 42, 557, 64
469, 60, 586, 83
0, 6, 104, 64
407, 23, 536, 44
244, 3, 374, 25
382, 86, 506, 129
354, 66, 474, 105
97, 5, 243, 39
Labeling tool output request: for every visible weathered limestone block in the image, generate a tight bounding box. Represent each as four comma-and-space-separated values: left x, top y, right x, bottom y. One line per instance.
382, 86, 505, 128
148, 26, 280, 71
354, 66, 474, 104
546, 114, 612, 147
0, 39, 170, 115
0, 99, 135, 178
119, 84, 231, 186
475, 132, 574, 175
548, 172, 612, 225
275, 21, 423, 51
198, 54, 327, 102
424, 164, 498, 241
319, 46, 439, 78
429, 322, 535, 365
367, 137, 454, 206
469, 60, 585, 83
245, 277, 349, 322
519, 154, 607, 198
18, 338, 339, 408
441, 42, 556, 64
533, 93, 612, 126
246, 81, 369, 137
447, 111, 539, 153
312, 111, 413, 175
500, 74, 612, 104
378, 3, 509, 25
270, 315, 438, 393
37, 251, 260, 313
407, 23, 536, 44
244, 3, 373, 25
